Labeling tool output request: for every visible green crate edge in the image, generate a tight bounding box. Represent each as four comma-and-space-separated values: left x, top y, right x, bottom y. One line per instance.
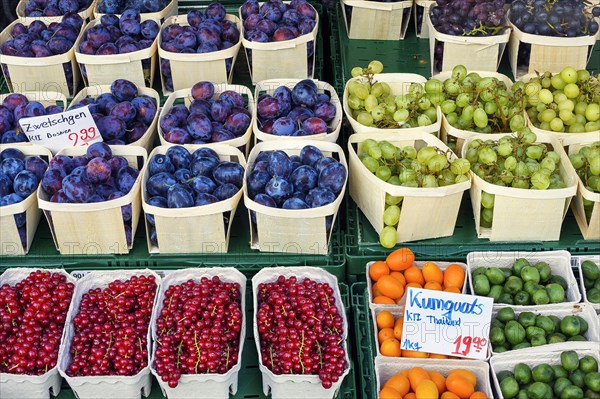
351, 282, 376, 399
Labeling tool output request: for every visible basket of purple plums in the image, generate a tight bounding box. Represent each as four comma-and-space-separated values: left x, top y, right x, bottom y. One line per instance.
158, 4, 242, 93
0, 145, 52, 255
240, 0, 319, 84
0, 13, 85, 97
37, 141, 147, 255
253, 79, 342, 143
0, 91, 68, 144
75, 10, 160, 87
17, 0, 95, 21
243, 141, 347, 255
68, 79, 159, 152
158, 81, 254, 155
94, 0, 177, 22
142, 144, 246, 254
341, 0, 412, 40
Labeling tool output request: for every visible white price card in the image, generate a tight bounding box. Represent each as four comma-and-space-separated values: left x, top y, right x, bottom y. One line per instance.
18, 106, 102, 154
400, 287, 494, 360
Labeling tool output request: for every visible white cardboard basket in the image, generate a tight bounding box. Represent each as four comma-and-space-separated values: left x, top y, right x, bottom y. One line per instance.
69, 84, 160, 152
253, 78, 342, 143
243, 140, 347, 255
0, 144, 52, 255
93, 0, 177, 21
158, 13, 242, 93
461, 132, 579, 241
75, 17, 158, 88
251, 267, 350, 399
343, 73, 442, 136
0, 267, 76, 399
158, 83, 254, 155
37, 145, 147, 255
348, 131, 471, 243
341, 0, 412, 40
576, 255, 600, 313
562, 135, 600, 241
490, 346, 600, 399
432, 70, 515, 155
467, 250, 581, 311
375, 357, 494, 398
58, 269, 161, 399
490, 303, 600, 356
16, 0, 96, 22
0, 18, 83, 97
149, 268, 246, 399
141, 144, 246, 254
366, 260, 469, 312
240, 2, 318, 84
427, 9, 511, 76
414, 0, 435, 38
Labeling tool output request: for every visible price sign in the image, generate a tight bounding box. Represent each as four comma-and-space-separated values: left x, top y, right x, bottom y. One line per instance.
400, 287, 493, 360
18, 106, 102, 154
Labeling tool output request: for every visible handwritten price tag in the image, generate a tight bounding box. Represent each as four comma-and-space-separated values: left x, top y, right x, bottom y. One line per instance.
18, 106, 102, 154
400, 287, 493, 360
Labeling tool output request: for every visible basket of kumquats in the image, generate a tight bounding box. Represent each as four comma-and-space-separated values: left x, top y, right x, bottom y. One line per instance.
366, 248, 468, 310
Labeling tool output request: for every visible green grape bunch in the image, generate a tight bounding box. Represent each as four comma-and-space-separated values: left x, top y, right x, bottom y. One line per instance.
520, 67, 600, 134
347, 61, 438, 130
438, 65, 527, 135
569, 141, 600, 223
465, 129, 568, 229
357, 138, 471, 248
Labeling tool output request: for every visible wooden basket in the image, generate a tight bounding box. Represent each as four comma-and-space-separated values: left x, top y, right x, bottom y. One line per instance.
158, 14, 242, 93
93, 0, 177, 21
141, 144, 246, 254
0, 18, 83, 97
239, 2, 318, 84
341, 0, 412, 40
426, 8, 511, 75
158, 83, 254, 155
16, 0, 96, 22
74, 17, 158, 88
414, 0, 435, 38
253, 78, 342, 143
0, 144, 52, 255
243, 140, 347, 255
343, 73, 442, 136
576, 255, 600, 313
562, 135, 600, 241
461, 132, 579, 241
433, 70, 515, 154
69, 84, 159, 152
37, 145, 147, 255
508, 21, 597, 81
348, 131, 471, 243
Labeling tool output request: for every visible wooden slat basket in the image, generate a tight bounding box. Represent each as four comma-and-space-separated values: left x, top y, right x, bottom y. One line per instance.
158, 83, 254, 155
16, 0, 96, 22
577, 255, 600, 313
158, 14, 242, 93
74, 17, 158, 88
562, 135, 600, 241
36, 145, 147, 255
141, 144, 246, 254
343, 73, 442, 136
0, 18, 83, 98
253, 78, 342, 143
243, 140, 347, 255
93, 0, 178, 21
426, 8, 511, 76
0, 144, 52, 255
239, 2, 319, 84
414, 0, 435, 38
461, 132, 579, 241
348, 131, 471, 243
341, 0, 412, 41
69, 83, 160, 152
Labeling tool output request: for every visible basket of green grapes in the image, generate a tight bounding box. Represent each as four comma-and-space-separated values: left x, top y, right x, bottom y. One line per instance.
348, 131, 471, 248
432, 65, 527, 154
462, 129, 579, 242
343, 61, 442, 137
563, 136, 600, 241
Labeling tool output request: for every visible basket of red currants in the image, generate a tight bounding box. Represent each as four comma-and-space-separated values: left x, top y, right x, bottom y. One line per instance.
0, 145, 52, 255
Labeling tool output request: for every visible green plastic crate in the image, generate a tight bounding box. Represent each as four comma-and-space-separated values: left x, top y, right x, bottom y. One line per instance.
40, 282, 357, 399
351, 282, 376, 399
